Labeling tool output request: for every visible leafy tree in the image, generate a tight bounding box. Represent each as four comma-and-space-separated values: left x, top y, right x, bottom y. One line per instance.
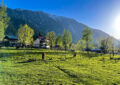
98, 37, 114, 54
0, 22, 4, 41
82, 26, 93, 51
63, 29, 72, 50
56, 35, 63, 48
117, 43, 120, 52
46, 31, 56, 48
76, 39, 86, 51
67, 30, 72, 48
63, 29, 67, 50
70, 43, 76, 50
18, 24, 34, 46
107, 37, 114, 55
92, 43, 98, 49
0, 0, 10, 41
98, 37, 108, 54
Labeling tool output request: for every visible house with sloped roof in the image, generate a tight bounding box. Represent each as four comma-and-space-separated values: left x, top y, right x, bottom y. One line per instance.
33, 37, 50, 49
3, 35, 18, 47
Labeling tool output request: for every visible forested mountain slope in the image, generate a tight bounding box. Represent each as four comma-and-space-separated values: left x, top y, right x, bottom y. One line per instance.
5, 8, 118, 43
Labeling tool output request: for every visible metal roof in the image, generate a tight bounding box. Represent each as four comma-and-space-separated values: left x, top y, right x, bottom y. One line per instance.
6, 35, 18, 40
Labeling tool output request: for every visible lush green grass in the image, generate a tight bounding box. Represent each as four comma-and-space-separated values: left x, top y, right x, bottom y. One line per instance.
0, 48, 120, 85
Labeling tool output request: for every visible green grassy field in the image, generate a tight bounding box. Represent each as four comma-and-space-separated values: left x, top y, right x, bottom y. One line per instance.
0, 48, 120, 85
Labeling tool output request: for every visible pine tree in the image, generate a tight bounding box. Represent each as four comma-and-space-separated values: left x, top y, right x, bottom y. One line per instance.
62, 29, 72, 50
56, 35, 63, 48
63, 29, 68, 50
67, 30, 72, 48
82, 26, 93, 52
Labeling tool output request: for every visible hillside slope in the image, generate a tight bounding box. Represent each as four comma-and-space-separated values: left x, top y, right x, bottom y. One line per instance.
6, 8, 117, 43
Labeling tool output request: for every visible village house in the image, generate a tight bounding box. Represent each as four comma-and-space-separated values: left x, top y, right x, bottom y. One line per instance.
0, 35, 50, 49
3, 35, 18, 47
33, 37, 50, 49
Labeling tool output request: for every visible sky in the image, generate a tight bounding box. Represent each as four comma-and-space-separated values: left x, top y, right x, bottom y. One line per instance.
3, 0, 120, 39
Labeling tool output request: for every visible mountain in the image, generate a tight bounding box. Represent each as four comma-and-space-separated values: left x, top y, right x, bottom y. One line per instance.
5, 8, 118, 43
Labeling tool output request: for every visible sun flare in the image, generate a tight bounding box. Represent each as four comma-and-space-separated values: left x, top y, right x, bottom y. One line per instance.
114, 16, 120, 32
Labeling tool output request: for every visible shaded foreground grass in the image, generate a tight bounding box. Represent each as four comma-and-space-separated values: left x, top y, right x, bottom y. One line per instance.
0, 48, 120, 85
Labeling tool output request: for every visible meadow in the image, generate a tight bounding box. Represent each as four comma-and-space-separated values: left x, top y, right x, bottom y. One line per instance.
0, 48, 120, 85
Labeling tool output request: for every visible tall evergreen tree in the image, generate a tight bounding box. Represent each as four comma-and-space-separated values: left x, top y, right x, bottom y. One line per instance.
63, 29, 72, 50
0, 0, 10, 41
56, 35, 63, 48
82, 26, 93, 51
67, 30, 72, 48
63, 29, 67, 50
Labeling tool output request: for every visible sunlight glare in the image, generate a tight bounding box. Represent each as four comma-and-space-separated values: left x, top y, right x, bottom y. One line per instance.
114, 15, 120, 32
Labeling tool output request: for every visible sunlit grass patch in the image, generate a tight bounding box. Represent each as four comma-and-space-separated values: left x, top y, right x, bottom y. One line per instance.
0, 48, 120, 84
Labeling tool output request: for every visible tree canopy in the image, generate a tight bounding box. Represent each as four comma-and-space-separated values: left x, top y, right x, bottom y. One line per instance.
76, 39, 86, 51
56, 35, 63, 48
46, 31, 56, 48
18, 24, 34, 46
98, 37, 114, 54
0, 0, 10, 41
63, 29, 72, 50
82, 26, 93, 51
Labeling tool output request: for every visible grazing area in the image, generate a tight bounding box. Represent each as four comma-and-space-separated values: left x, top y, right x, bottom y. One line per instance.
0, 48, 120, 85
1, 0, 120, 85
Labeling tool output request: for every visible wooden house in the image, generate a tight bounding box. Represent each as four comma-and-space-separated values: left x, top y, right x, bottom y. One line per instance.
3, 35, 18, 47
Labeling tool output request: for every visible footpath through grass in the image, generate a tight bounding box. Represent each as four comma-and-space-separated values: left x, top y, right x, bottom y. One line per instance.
0, 48, 120, 85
